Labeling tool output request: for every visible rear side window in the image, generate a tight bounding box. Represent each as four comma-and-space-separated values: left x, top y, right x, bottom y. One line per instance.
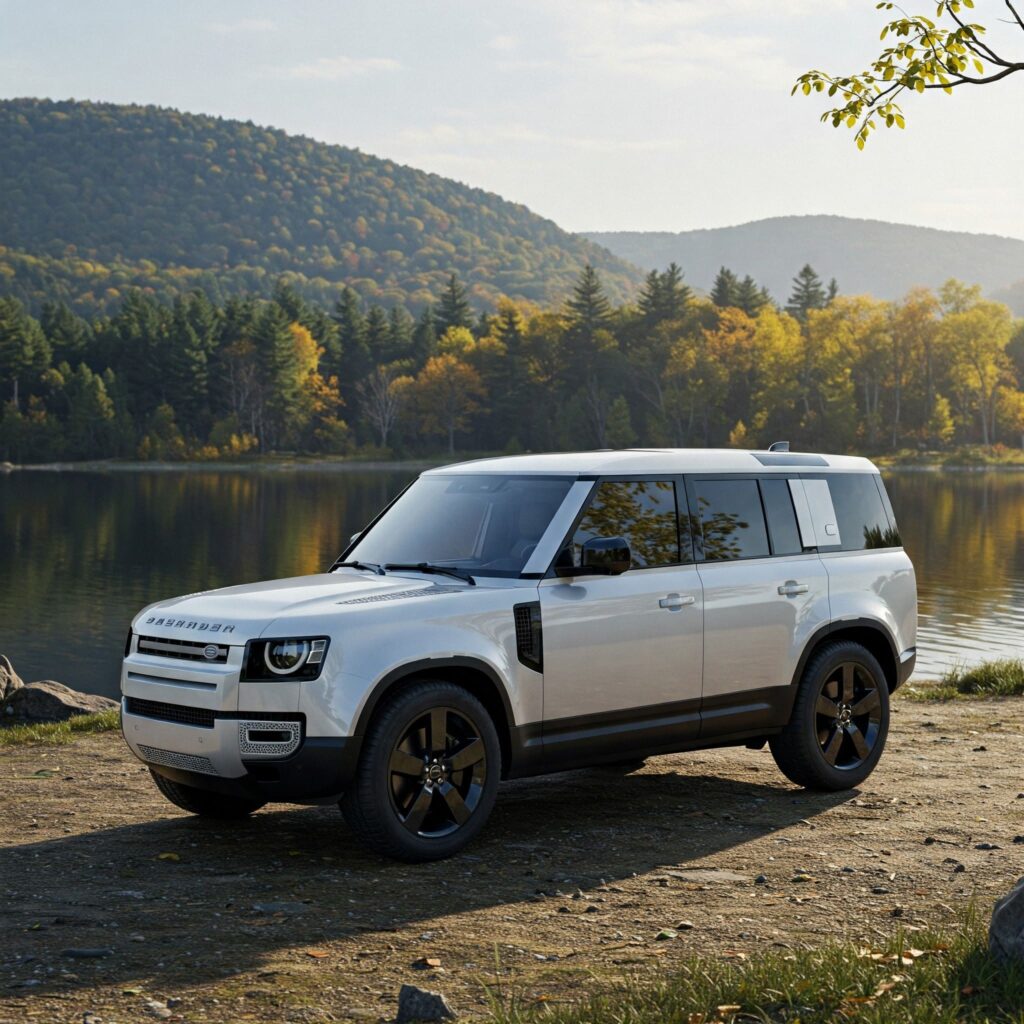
572, 480, 681, 568
759, 478, 804, 555
694, 479, 770, 561
823, 474, 900, 550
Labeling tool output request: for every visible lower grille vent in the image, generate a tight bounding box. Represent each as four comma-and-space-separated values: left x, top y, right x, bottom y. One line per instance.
138, 744, 218, 776
125, 697, 215, 729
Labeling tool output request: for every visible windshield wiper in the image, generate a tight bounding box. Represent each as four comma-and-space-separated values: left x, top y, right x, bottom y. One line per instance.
330, 559, 385, 575
383, 563, 477, 586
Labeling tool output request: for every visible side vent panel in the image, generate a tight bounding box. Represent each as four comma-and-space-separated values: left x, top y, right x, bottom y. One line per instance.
513, 602, 543, 672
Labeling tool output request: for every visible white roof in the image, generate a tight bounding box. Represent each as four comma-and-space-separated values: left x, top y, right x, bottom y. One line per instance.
425, 448, 879, 476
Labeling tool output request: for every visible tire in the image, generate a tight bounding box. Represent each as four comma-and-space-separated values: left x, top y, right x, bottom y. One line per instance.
340, 680, 501, 862
769, 641, 890, 791
149, 768, 266, 819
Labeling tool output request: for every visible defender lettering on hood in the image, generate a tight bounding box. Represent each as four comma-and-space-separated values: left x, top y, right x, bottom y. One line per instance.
144, 617, 236, 633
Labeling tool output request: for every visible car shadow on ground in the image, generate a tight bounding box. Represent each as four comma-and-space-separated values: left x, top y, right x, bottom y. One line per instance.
1, 761, 854, 997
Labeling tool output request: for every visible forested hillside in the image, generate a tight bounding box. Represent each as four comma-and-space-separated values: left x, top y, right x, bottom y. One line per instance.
589, 216, 1024, 313
0, 98, 640, 313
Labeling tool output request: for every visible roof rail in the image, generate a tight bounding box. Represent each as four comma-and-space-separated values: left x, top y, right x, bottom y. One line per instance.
767, 441, 791, 452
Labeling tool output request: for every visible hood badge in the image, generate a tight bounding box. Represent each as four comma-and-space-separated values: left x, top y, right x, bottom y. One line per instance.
203, 644, 221, 660
144, 616, 236, 634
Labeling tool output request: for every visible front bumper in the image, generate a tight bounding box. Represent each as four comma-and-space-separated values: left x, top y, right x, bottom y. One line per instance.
121, 701, 357, 803
896, 646, 917, 689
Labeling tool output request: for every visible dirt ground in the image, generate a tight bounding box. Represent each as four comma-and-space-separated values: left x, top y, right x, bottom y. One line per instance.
2, 696, 1022, 1024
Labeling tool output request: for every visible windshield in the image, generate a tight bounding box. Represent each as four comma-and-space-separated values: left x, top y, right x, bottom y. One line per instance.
347, 475, 574, 577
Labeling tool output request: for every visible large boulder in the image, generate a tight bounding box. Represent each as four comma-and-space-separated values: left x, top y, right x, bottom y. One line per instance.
990, 877, 1024, 963
0, 655, 24, 701
3, 681, 117, 723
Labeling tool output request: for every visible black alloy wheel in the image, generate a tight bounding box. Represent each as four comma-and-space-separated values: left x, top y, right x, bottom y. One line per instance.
770, 640, 890, 791
388, 706, 488, 838
340, 680, 501, 861
813, 662, 883, 770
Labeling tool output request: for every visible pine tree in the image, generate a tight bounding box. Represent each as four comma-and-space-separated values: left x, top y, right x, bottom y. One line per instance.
827, 277, 839, 304
566, 264, 612, 338
412, 306, 437, 365
435, 274, 472, 335
364, 305, 390, 360
40, 301, 90, 366
255, 303, 301, 450
386, 305, 414, 362
786, 264, 828, 321
0, 298, 50, 408
710, 267, 740, 309
165, 299, 210, 437
735, 275, 770, 317
331, 287, 371, 411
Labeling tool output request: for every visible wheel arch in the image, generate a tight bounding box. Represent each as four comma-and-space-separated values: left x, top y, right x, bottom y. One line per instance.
353, 657, 515, 778
792, 619, 899, 693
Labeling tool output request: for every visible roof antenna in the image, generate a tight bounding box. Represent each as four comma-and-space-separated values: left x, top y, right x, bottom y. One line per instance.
767, 441, 790, 453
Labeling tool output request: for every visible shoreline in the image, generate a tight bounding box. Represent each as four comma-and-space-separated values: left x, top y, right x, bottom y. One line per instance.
5, 454, 1024, 473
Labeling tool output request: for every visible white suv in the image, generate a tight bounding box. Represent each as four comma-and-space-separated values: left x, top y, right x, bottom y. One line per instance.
121, 448, 917, 861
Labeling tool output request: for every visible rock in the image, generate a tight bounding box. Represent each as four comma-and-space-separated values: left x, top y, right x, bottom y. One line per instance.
990, 877, 1024, 963
0, 656, 24, 702
754, 874, 768, 884
60, 948, 113, 959
4, 681, 116, 723
396, 984, 456, 1023
976, 842, 1000, 851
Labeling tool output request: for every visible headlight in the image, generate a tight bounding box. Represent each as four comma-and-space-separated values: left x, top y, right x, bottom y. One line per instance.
242, 637, 329, 681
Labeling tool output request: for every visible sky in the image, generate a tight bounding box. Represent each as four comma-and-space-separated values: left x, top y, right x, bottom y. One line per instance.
2, 0, 1023, 238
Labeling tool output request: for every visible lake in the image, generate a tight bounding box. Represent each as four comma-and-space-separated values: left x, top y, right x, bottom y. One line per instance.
1, 466, 1022, 699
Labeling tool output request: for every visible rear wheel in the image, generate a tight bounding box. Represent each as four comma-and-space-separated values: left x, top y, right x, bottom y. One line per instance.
769, 641, 889, 791
149, 768, 265, 818
341, 680, 500, 861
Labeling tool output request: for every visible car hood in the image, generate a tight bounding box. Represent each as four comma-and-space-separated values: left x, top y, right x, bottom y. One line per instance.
133, 571, 468, 643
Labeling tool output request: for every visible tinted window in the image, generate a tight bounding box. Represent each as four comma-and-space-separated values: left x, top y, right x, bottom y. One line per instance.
349, 475, 573, 576
759, 478, 803, 556
572, 480, 680, 569
824, 474, 899, 550
695, 479, 770, 561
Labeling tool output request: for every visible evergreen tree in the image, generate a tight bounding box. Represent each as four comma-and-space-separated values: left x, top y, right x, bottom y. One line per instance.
254, 303, 301, 450
40, 301, 91, 366
566, 264, 613, 338
827, 277, 839, 304
435, 273, 473, 335
386, 305, 414, 362
331, 287, 371, 412
710, 267, 740, 308
412, 305, 437, 365
786, 264, 828, 321
735, 275, 770, 317
364, 305, 390, 360
165, 298, 211, 438
0, 298, 50, 407
639, 262, 692, 324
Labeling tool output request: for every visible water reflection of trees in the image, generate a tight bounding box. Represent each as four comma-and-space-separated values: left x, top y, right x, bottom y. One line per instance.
883, 472, 1024, 621
0, 470, 414, 686
573, 481, 681, 567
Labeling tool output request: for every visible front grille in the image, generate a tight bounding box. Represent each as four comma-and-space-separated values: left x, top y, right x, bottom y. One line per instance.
125, 696, 215, 729
138, 744, 218, 776
137, 635, 230, 664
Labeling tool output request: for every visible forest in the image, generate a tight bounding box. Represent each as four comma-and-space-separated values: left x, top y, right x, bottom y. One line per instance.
0, 99, 639, 314
1, 262, 1022, 465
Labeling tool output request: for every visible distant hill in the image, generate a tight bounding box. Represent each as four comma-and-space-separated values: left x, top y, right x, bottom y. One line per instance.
588, 216, 1024, 314
0, 98, 641, 313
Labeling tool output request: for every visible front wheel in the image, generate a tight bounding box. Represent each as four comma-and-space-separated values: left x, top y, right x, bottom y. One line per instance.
769, 641, 890, 791
149, 768, 266, 818
340, 680, 500, 861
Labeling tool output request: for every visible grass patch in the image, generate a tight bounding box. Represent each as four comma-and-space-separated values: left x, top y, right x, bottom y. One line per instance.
0, 708, 120, 747
489, 913, 1024, 1024
904, 659, 1024, 702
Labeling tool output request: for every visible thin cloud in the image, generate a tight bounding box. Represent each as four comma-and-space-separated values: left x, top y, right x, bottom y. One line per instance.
275, 55, 401, 81
206, 18, 276, 34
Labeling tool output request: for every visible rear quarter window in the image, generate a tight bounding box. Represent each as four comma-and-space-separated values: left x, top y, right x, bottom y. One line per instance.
824, 474, 901, 551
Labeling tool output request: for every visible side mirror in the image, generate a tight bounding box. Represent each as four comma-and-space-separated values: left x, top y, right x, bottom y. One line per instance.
556, 536, 631, 577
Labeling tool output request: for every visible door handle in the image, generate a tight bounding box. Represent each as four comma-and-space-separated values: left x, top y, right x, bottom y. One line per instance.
778, 581, 809, 596
659, 593, 695, 610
